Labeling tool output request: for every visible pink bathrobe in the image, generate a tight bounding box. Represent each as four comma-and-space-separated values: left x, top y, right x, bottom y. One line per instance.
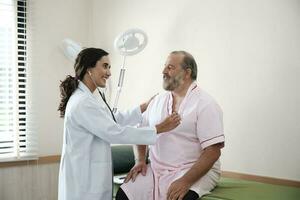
121, 82, 225, 199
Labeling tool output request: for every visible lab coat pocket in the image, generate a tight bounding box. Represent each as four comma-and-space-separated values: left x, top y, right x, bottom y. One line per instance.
82, 162, 112, 194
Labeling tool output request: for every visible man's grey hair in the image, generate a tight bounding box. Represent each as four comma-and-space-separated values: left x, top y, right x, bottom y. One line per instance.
171, 51, 198, 80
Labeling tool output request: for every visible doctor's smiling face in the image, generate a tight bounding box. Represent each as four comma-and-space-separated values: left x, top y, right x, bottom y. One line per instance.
88, 55, 111, 88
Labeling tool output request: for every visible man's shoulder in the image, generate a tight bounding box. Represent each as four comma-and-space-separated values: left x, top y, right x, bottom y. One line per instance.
146, 92, 169, 110
193, 87, 218, 106
151, 92, 169, 103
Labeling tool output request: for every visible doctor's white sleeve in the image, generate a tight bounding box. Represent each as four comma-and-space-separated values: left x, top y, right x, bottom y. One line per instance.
74, 98, 157, 145
114, 106, 143, 126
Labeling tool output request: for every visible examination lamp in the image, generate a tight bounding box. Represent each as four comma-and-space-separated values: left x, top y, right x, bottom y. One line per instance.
60, 38, 82, 62
113, 28, 148, 112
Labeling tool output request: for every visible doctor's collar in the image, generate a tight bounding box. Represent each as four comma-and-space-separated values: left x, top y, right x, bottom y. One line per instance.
78, 81, 95, 97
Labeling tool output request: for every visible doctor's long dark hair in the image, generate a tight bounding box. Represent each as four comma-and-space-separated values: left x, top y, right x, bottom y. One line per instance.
58, 48, 109, 118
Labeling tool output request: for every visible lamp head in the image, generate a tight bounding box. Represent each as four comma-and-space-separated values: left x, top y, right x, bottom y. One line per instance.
114, 28, 148, 56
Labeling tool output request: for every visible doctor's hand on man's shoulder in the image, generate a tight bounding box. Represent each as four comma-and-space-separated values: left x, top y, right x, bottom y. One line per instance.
155, 112, 181, 134
140, 93, 158, 113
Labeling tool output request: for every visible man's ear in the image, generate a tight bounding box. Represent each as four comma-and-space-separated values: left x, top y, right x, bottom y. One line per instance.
186, 68, 192, 78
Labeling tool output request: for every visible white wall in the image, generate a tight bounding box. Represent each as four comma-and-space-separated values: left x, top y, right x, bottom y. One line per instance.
91, 0, 300, 181
28, 0, 92, 156
28, 0, 300, 181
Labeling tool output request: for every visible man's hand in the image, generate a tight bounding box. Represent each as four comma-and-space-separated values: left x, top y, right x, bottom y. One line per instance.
124, 161, 148, 183
167, 178, 192, 200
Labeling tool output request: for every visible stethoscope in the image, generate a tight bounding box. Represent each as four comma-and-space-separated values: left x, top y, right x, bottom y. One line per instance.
97, 88, 116, 122
88, 71, 116, 123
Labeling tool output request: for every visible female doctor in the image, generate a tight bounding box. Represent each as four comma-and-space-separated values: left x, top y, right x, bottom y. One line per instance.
57, 48, 181, 200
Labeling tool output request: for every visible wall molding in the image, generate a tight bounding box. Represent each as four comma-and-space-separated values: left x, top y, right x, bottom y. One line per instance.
221, 171, 300, 188
0, 155, 60, 168
1, 155, 299, 188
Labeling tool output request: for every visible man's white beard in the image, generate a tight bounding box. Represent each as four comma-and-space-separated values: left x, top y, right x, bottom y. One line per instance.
163, 72, 184, 91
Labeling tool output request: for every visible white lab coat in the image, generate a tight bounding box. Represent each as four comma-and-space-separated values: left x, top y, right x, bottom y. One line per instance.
58, 82, 157, 200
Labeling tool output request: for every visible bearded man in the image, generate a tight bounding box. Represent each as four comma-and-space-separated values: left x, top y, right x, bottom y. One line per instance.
116, 51, 225, 200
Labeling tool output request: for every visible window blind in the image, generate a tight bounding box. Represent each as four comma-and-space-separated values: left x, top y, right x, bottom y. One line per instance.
0, 0, 37, 161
